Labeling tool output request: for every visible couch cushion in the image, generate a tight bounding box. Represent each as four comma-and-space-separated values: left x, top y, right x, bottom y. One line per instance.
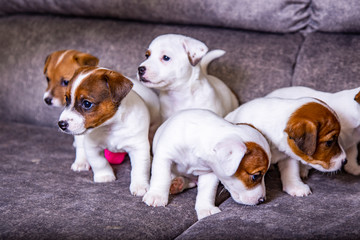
0, 15, 302, 126
0, 121, 200, 239
0, 0, 311, 33
293, 32, 360, 91
309, 0, 360, 32
176, 165, 360, 239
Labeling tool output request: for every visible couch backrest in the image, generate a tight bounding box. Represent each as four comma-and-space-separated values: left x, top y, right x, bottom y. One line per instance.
1, 0, 359, 34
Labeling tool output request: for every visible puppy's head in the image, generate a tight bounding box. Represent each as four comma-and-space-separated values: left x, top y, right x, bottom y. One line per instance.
213, 133, 270, 206
43, 50, 99, 107
285, 101, 346, 172
58, 67, 133, 135
137, 34, 208, 90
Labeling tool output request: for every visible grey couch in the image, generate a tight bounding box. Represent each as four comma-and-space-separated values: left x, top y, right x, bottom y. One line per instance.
1, 1, 359, 239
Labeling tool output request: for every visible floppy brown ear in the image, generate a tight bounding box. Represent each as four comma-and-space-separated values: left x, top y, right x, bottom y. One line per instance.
285, 119, 317, 156
104, 71, 133, 106
182, 37, 209, 66
355, 91, 360, 104
44, 54, 51, 74
74, 52, 99, 66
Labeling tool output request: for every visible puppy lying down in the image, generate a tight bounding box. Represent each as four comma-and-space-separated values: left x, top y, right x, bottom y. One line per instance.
143, 109, 271, 220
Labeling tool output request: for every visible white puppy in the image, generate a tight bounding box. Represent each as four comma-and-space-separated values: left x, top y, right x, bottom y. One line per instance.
137, 34, 239, 121
143, 109, 271, 220
267, 86, 360, 176
58, 66, 161, 196
225, 97, 347, 197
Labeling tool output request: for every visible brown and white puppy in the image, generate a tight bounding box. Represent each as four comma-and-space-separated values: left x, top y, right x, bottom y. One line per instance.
267, 86, 360, 176
43, 49, 99, 107
143, 109, 271, 220
43, 50, 99, 172
58, 66, 158, 196
225, 97, 347, 197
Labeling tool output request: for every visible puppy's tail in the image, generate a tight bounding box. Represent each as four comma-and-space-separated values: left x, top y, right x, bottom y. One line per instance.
200, 49, 226, 75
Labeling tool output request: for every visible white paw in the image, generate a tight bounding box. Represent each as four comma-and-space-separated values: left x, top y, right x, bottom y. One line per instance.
344, 163, 360, 176
71, 161, 91, 172
283, 182, 312, 197
93, 173, 116, 183
196, 206, 221, 220
142, 191, 168, 207
130, 182, 149, 196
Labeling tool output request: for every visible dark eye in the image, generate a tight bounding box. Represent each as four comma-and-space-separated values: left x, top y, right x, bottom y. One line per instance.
65, 95, 71, 107
82, 100, 93, 110
250, 173, 262, 182
46, 77, 50, 83
145, 51, 151, 59
162, 55, 170, 61
61, 79, 69, 86
325, 139, 334, 148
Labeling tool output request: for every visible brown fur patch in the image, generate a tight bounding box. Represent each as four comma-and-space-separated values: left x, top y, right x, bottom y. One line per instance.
234, 142, 269, 189
71, 67, 133, 129
44, 50, 99, 105
285, 102, 342, 169
355, 91, 360, 104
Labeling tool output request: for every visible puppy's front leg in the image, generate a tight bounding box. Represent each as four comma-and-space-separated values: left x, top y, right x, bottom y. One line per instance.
128, 144, 151, 196
278, 158, 312, 197
71, 135, 90, 172
195, 172, 221, 220
84, 139, 115, 183
344, 145, 360, 175
142, 153, 172, 206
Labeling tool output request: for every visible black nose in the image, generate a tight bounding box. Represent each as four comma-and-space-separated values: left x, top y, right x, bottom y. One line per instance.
138, 66, 146, 76
58, 120, 69, 131
44, 97, 52, 105
258, 197, 266, 204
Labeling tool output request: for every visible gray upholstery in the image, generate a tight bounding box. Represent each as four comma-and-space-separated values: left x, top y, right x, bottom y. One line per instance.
0, 1, 359, 239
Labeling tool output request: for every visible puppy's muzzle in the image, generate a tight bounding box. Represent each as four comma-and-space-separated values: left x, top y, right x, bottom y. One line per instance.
44, 97, 53, 105
58, 120, 69, 131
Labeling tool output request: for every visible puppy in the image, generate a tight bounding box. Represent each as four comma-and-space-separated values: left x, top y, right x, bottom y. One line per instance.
137, 34, 239, 121
143, 109, 271, 220
43, 50, 99, 171
58, 66, 160, 196
44, 49, 99, 107
225, 97, 347, 197
267, 86, 360, 176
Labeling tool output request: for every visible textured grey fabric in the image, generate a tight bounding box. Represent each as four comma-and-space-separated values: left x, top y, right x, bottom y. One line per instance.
309, 0, 360, 32
0, 121, 199, 239
0, 15, 301, 126
293, 32, 360, 90
177, 166, 360, 240
0, 0, 310, 33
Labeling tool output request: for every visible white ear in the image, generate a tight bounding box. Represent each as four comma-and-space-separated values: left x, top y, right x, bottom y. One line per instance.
182, 37, 209, 66
213, 139, 247, 176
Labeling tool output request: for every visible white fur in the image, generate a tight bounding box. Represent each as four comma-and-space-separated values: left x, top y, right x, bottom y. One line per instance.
142, 109, 271, 220
267, 86, 360, 175
59, 68, 161, 196
225, 97, 346, 197
138, 34, 238, 121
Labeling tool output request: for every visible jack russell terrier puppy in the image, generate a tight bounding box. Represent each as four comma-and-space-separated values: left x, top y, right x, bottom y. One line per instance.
58, 66, 160, 196
267, 86, 360, 176
143, 109, 271, 220
225, 97, 347, 197
43, 50, 99, 172
137, 34, 239, 121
